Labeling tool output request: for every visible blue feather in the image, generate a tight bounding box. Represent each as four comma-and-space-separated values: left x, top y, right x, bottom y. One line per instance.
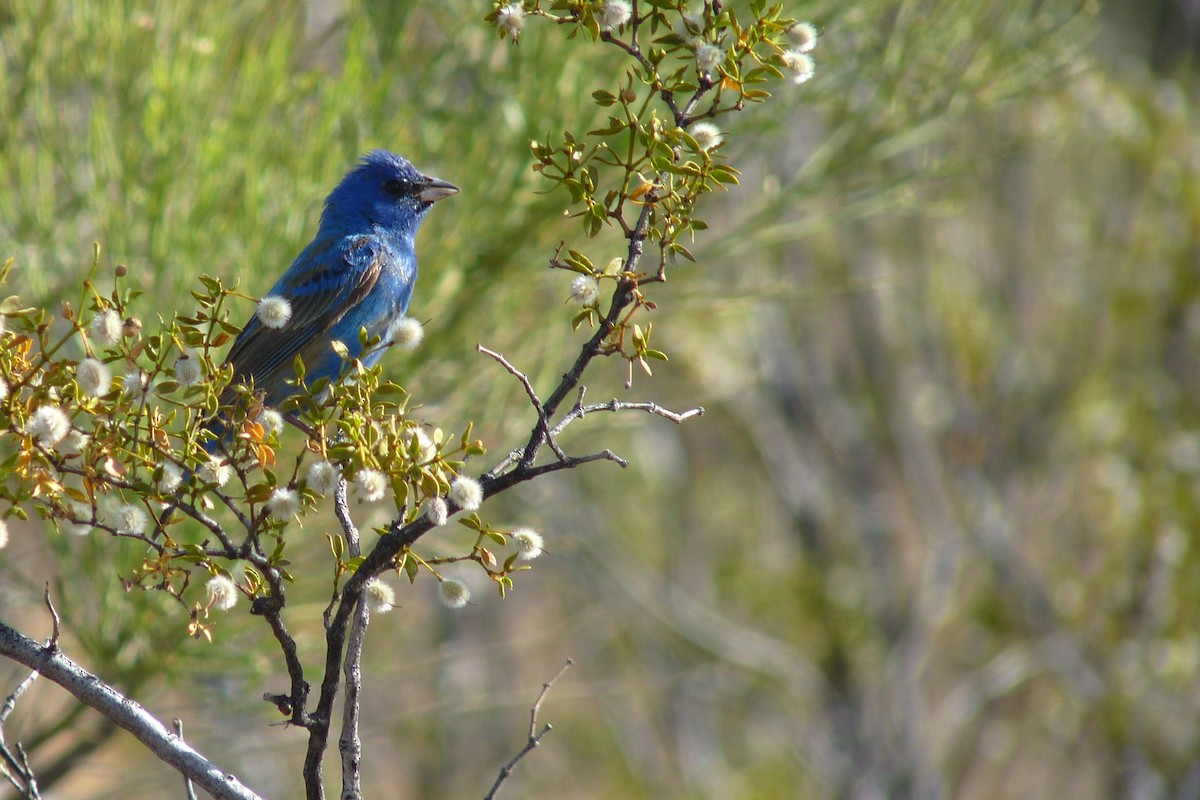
219, 151, 456, 412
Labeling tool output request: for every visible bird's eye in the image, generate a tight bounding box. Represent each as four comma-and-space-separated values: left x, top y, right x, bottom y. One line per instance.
383, 179, 407, 196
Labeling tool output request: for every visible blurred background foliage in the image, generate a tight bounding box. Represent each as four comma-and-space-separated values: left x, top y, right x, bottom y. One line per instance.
1, 0, 1198, 798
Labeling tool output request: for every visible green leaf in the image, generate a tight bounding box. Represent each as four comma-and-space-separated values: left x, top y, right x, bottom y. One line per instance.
327, 533, 344, 560
585, 213, 603, 237
566, 249, 595, 272
571, 308, 595, 331
710, 165, 741, 185
671, 242, 697, 262
588, 118, 629, 136
245, 483, 273, 504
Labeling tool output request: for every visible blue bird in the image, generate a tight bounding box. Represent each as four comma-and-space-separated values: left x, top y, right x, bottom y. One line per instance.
220, 150, 457, 412
155, 151, 454, 531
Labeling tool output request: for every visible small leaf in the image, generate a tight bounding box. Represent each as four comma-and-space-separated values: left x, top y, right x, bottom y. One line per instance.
588, 118, 629, 136
572, 308, 595, 331
565, 249, 595, 273
327, 533, 344, 560
671, 242, 697, 261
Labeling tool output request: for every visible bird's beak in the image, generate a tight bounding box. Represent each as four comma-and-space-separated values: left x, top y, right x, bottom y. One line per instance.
418, 176, 459, 203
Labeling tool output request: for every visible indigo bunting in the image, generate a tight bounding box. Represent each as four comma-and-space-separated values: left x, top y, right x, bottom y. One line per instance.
221, 150, 457, 410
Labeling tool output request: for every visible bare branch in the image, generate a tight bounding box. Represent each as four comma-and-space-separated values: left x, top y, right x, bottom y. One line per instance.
484, 659, 573, 800
0, 740, 39, 800
483, 391, 702, 480
40, 585, 60, 649
0, 659, 43, 799
333, 476, 359, 545
540, 449, 629, 471
551, 395, 704, 437
0, 622, 263, 800
0, 668, 38, 727
477, 344, 568, 464
338, 597, 368, 800
337, 477, 367, 800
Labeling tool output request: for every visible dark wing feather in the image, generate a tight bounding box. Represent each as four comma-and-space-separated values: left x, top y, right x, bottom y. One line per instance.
223, 235, 383, 389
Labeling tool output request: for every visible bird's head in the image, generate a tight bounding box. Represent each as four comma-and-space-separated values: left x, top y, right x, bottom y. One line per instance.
321, 150, 458, 238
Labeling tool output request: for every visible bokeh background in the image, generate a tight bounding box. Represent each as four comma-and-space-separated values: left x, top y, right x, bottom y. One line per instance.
2, 0, 1199, 798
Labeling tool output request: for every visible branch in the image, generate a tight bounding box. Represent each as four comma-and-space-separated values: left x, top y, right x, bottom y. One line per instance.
0, 585, 65, 799
253, 570, 309, 727
19, 718, 118, 795
40, 585, 60, 648
336, 477, 367, 800
477, 344, 568, 464
0, 622, 263, 800
0, 664, 39, 727
551, 391, 704, 436
484, 387, 702, 479
0, 660, 42, 800
483, 659, 573, 800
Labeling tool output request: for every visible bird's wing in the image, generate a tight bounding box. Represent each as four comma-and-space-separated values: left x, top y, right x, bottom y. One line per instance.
223, 234, 384, 388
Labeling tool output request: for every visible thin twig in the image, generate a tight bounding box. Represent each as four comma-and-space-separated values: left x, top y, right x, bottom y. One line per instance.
477, 344, 568, 463
173, 719, 198, 800
0, 657, 43, 799
0, 669, 38, 727
0, 741, 39, 800
551, 397, 704, 437
484, 390, 702, 479
40, 586, 60, 651
483, 659, 573, 800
